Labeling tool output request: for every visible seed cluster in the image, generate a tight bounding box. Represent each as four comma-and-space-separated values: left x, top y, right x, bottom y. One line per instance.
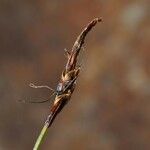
45, 18, 101, 127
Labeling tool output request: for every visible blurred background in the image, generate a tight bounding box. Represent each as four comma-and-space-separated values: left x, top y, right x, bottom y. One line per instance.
0, 0, 150, 150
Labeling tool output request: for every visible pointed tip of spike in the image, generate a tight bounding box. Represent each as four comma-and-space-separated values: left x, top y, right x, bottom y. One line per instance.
95, 17, 102, 22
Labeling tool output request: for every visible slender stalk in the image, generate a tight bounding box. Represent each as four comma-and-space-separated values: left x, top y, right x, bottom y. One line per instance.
33, 123, 49, 150
32, 18, 101, 150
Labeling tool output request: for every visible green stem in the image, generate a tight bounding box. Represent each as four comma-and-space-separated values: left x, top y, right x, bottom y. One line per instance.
33, 123, 49, 150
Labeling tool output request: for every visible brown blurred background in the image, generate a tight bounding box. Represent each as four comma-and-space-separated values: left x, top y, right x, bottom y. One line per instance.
0, 0, 150, 150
